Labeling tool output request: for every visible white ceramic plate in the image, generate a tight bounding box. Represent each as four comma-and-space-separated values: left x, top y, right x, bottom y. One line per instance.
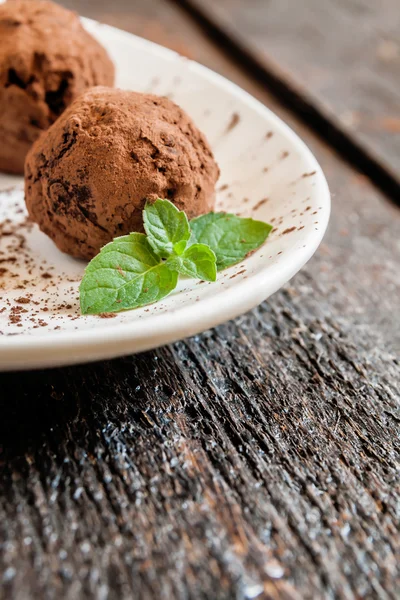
0, 18, 330, 371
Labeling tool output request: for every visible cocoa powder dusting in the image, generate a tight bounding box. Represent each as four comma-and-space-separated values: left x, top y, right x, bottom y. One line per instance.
0, 189, 83, 333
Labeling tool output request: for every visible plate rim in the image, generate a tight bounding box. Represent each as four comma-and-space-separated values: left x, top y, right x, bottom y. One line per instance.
0, 20, 330, 369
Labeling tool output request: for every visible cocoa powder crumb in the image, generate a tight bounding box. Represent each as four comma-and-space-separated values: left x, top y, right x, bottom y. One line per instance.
252, 198, 269, 211
225, 112, 240, 133
15, 297, 30, 304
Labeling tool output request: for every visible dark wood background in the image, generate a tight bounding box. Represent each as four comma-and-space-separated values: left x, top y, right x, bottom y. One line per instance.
180, 0, 400, 194
1, 1, 399, 599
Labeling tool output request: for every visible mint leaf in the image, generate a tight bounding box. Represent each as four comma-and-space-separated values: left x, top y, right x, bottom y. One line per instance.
167, 243, 217, 282
80, 233, 178, 314
190, 213, 272, 270
173, 239, 187, 256
143, 199, 190, 258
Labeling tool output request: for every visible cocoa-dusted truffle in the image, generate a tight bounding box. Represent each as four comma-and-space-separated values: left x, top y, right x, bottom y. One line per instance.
25, 87, 220, 260
0, 0, 114, 174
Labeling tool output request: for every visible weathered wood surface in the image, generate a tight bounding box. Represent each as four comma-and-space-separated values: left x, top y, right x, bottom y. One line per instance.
1, 1, 400, 599
180, 0, 400, 191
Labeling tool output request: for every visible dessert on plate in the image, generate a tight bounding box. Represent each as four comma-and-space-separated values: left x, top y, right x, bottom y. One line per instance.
0, 0, 114, 174
25, 86, 220, 260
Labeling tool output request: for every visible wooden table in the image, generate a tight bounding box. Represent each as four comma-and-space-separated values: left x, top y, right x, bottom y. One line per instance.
1, 1, 399, 598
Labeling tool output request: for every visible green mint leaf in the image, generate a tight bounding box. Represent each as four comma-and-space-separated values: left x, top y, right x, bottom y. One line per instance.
143, 198, 190, 258
190, 213, 272, 270
80, 233, 178, 314
167, 243, 217, 282
173, 239, 187, 255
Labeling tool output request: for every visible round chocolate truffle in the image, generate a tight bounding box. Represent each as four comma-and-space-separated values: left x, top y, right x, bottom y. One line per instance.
0, 0, 114, 174
25, 87, 220, 260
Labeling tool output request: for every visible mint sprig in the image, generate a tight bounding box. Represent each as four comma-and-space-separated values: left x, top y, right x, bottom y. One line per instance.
80, 199, 272, 315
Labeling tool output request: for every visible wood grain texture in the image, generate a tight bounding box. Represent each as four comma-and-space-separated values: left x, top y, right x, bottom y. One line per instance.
1, 0, 400, 598
179, 0, 400, 189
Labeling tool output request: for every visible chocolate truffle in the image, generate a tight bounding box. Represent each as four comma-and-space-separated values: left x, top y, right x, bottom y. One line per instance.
0, 0, 114, 174
25, 87, 220, 260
